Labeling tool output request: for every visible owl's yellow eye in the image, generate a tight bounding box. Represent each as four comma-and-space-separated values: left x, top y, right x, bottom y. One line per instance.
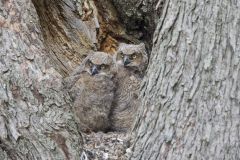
132, 55, 137, 59
119, 51, 124, 58
131, 53, 137, 59
101, 64, 108, 70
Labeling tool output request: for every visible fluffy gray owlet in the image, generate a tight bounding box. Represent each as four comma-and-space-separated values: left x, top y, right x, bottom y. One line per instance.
67, 51, 115, 132
110, 43, 148, 132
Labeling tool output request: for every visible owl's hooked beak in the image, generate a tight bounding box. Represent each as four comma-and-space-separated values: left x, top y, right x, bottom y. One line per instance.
123, 56, 131, 66
91, 65, 99, 75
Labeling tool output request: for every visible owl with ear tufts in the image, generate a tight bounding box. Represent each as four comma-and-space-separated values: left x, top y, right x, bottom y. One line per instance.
66, 51, 116, 132
115, 43, 148, 74
110, 43, 148, 132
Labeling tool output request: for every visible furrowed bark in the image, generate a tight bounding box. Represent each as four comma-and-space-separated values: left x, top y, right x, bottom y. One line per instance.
2, 0, 239, 159
32, 0, 97, 76
131, 0, 240, 159
0, 0, 82, 159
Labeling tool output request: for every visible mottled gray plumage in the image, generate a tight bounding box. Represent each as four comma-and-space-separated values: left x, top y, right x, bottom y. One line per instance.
67, 52, 115, 132
110, 43, 148, 132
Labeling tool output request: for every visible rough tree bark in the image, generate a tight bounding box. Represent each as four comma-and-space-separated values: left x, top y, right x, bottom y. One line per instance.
31, 0, 139, 76
0, 0, 83, 159
0, 0, 143, 159
2, 0, 239, 159
0, 0, 140, 159
131, 0, 240, 160
32, 0, 97, 76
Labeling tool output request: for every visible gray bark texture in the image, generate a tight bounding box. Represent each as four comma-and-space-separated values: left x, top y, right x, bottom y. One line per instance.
0, 0, 83, 159
1, 0, 240, 159
32, 0, 97, 76
131, 0, 240, 160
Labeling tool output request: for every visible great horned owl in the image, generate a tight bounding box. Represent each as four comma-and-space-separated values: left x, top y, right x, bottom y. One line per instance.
110, 43, 148, 132
67, 51, 115, 132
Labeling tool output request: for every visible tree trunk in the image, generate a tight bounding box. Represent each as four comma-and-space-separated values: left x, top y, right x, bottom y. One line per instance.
131, 0, 240, 159
2, 0, 239, 159
1, 0, 147, 159
31, 0, 97, 76
0, 0, 82, 159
